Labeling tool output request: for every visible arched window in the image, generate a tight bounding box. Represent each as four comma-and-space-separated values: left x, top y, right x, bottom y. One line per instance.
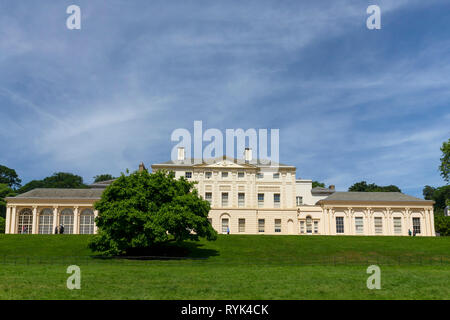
60, 208, 74, 234
18, 208, 33, 234
306, 216, 312, 234
80, 209, 95, 234
39, 208, 53, 234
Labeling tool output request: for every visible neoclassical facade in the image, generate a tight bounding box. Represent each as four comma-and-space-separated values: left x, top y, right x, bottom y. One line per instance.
5, 149, 436, 236
5, 189, 102, 234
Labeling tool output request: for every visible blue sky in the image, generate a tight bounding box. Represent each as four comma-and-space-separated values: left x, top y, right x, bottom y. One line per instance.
0, 0, 449, 197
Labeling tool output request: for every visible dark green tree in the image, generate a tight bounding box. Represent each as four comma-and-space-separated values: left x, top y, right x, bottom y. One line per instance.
348, 181, 401, 193
18, 172, 88, 194
0, 165, 21, 189
434, 215, 450, 236
0, 216, 5, 234
439, 139, 450, 182
423, 185, 436, 200
312, 181, 325, 188
0, 183, 16, 218
89, 169, 217, 256
423, 185, 450, 213
93, 174, 115, 183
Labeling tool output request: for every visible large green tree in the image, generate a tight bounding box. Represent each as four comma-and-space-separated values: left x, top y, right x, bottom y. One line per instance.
440, 138, 450, 183
89, 169, 217, 256
18, 172, 88, 194
0, 165, 21, 189
348, 181, 401, 192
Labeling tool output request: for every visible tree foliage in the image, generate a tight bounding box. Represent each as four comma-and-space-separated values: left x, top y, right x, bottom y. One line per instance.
18, 172, 88, 194
348, 181, 401, 193
312, 181, 325, 188
423, 185, 450, 211
0, 184, 16, 219
440, 139, 450, 183
0, 165, 21, 189
0, 216, 5, 234
94, 174, 115, 183
89, 169, 217, 256
434, 215, 450, 236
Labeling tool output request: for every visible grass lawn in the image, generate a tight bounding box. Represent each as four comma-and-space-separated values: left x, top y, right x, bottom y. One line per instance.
0, 234, 449, 299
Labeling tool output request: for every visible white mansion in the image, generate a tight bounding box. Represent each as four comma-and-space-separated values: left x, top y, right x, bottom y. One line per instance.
4, 148, 436, 236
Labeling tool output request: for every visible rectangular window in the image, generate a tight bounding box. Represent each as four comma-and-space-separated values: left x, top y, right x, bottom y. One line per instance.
296, 196, 303, 206
205, 192, 212, 204
374, 217, 383, 234
274, 219, 282, 233
185, 172, 192, 179
393, 217, 402, 234
238, 193, 245, 207
273, 173, 280, 179
355, 217, 364, 234
258, 193, 264, 208
238, 172, 245, 178
300, 221, 305, 234
258, 219, 265, 233
274, 194, 280, 208
336, 217, 344, 234
221, 172, 228, 178
256, 173, 264, 179
239, 219, 245, 233
413, 217, 421, 234
221, 193, 229, 207
314, 221, 319, 234
221, 218, 229, 234
205, 172, 212, 179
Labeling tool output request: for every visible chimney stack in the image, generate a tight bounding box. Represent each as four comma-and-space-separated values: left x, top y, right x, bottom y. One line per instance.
244, 148, 252, 162
139, 162, 146, 172
177, 147, 185, 161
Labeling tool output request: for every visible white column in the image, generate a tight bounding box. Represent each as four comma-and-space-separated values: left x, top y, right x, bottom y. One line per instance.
5, 206, 11, 234
10, 206, 17, 234
348, 208, 353, 235
73, 207, 79, 234
32, 206, 38, 234
421, 211, 427, 236
430, 208, 436, 236
52, 206, 58, 234
385, 208, 391, 235
322, 208, 328, 235
405, 208, 411, 234
364, 208, 371, 235
93, 210, 99, 234
428, 209, 433, 236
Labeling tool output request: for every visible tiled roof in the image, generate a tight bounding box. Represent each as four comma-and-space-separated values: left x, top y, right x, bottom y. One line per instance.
319, 192, 432, 203
311, 187, 335, 195
10, 188, 104, 199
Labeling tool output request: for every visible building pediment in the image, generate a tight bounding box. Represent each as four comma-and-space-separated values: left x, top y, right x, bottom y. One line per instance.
195, 159, 256, 169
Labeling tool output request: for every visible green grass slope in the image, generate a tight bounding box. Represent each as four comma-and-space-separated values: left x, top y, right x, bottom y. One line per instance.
0, 234, 449, 299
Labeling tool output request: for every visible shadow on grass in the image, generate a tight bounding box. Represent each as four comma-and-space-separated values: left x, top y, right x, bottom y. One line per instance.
92, 241, 219, 261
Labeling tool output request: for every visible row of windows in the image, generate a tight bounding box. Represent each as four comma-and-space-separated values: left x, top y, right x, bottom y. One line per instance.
218, 218, 282, 233
205, 192, 281, 208
186, 171, 281, 179
335, 216, 421, 235
16, 208, 95, 234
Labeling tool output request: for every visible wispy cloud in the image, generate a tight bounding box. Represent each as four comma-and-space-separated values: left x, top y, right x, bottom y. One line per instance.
0, 0, 448, 197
